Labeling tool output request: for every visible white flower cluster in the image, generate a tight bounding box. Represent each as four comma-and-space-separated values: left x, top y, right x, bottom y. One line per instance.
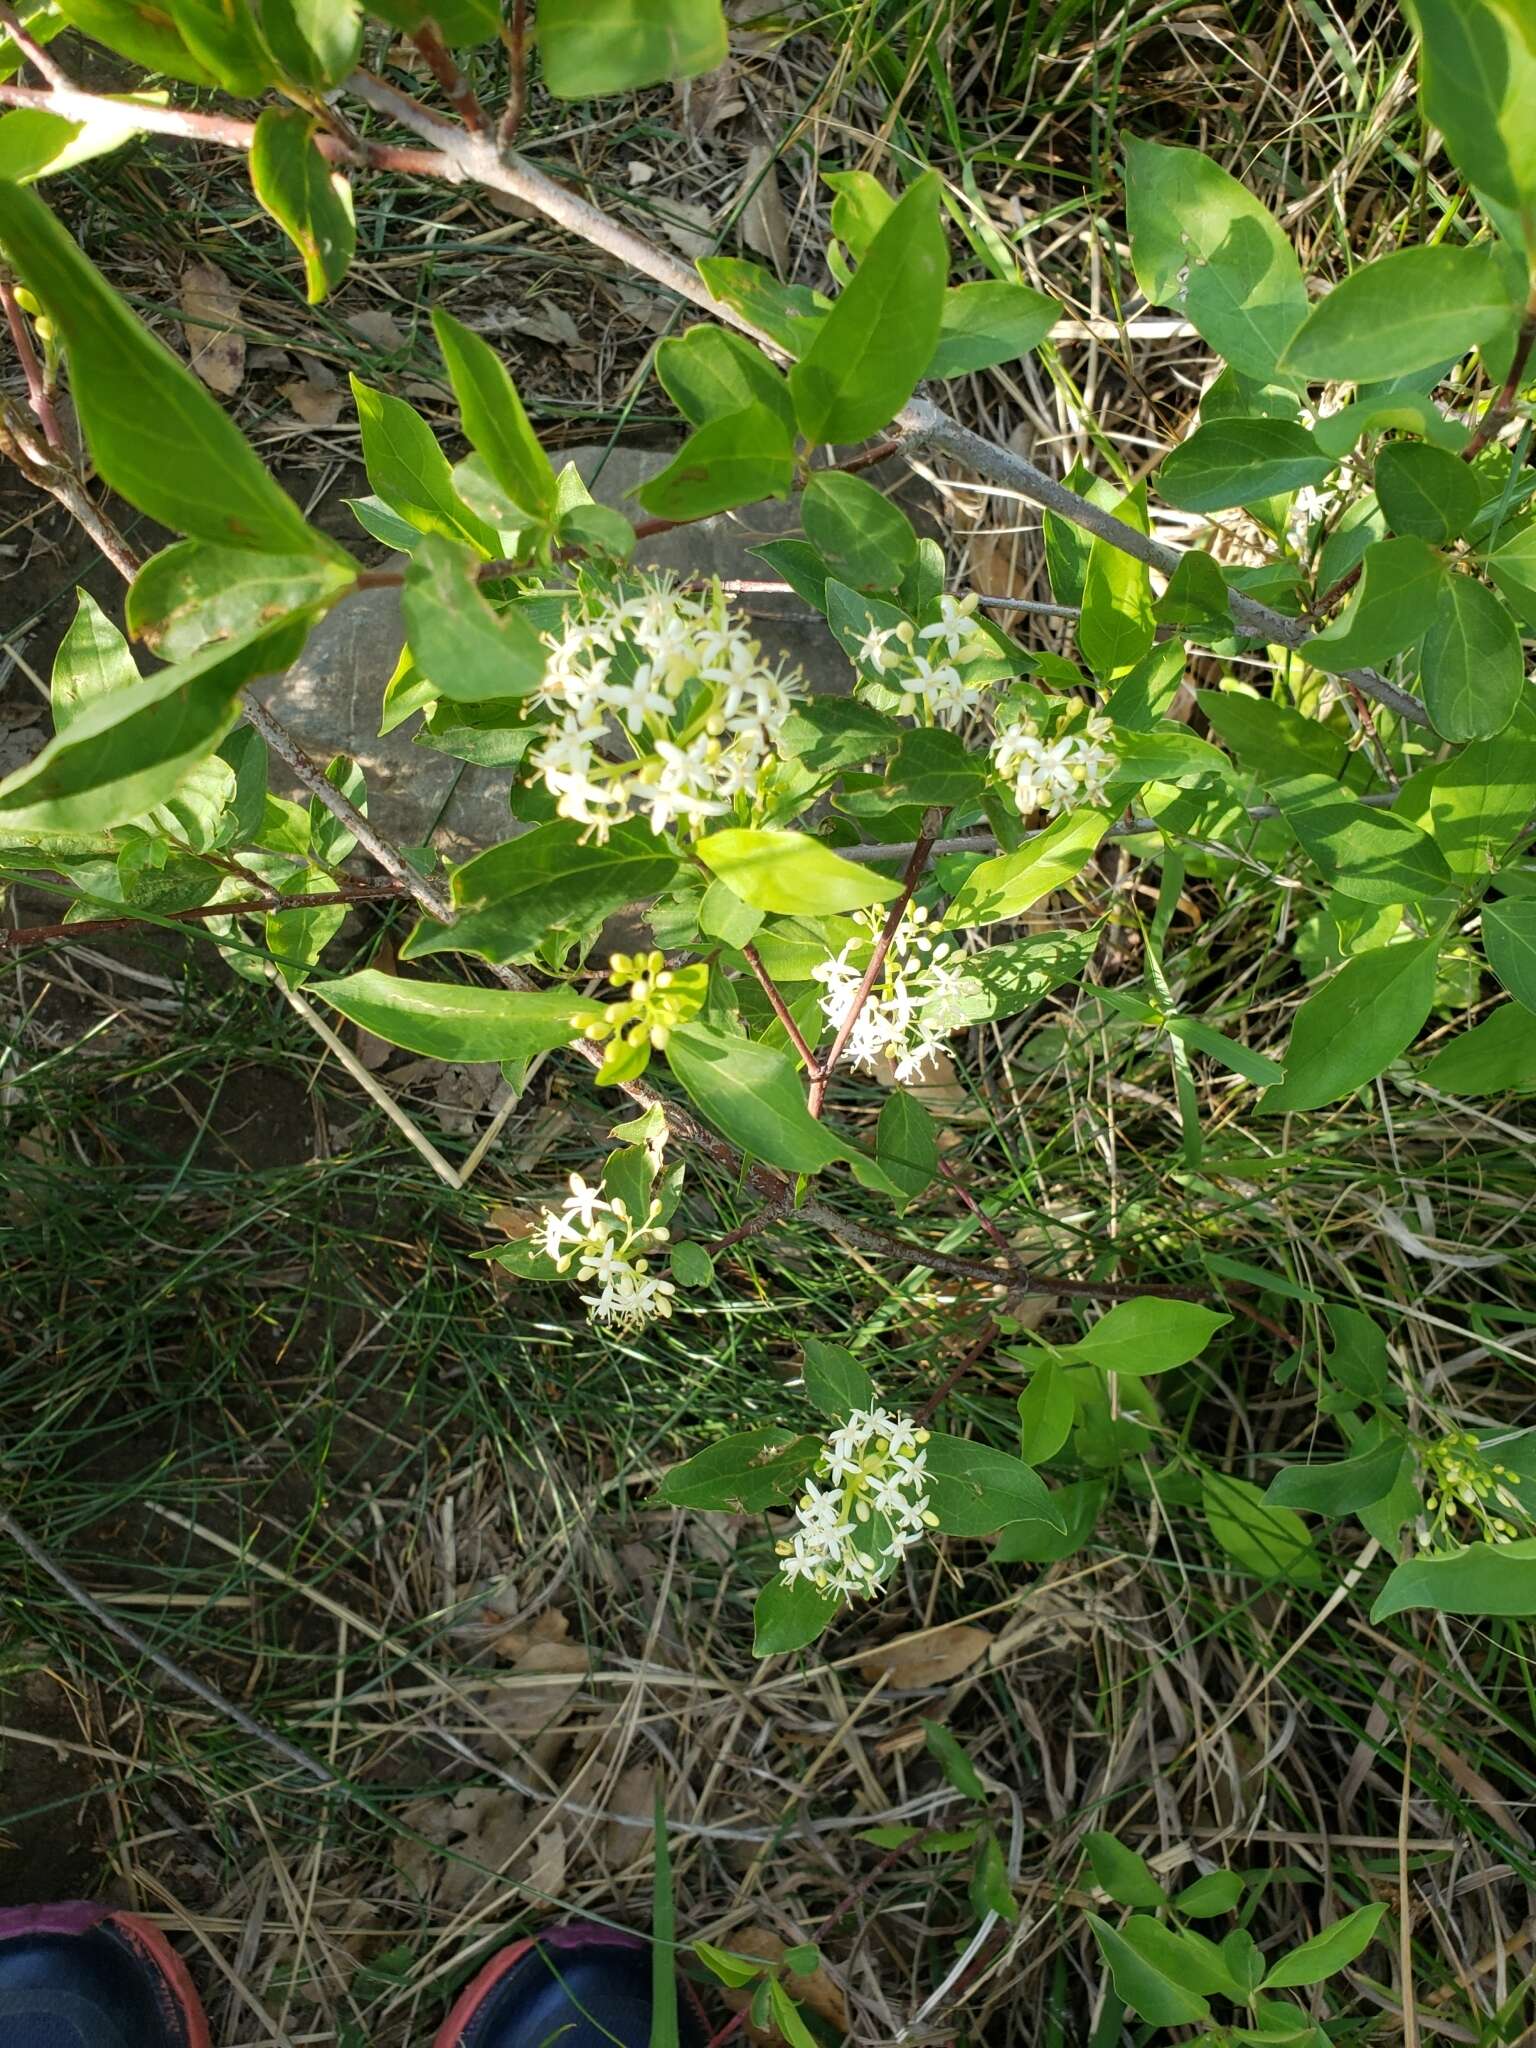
811, 903, 968, 1083
991, 708, 1117, 821
777, 1407, 938, 1598
856, 592, 996, 728
529, 576, 798, 840
539, 1172, 675, 1330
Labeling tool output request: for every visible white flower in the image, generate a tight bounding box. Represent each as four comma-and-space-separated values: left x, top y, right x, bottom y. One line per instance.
535, 1173, 675, 1332
992, 709, 1116, 820
775, 1404, 938, 1599
811, 903, 970, 1084
856, 623, 901, 674
529, 575, 799, 841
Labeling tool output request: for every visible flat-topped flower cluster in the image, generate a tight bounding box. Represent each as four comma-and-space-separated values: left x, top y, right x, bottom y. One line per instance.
811, 902, 969, 1083
777, 1406, 938, 1598
855, 591, 997, 729
992, 706, 1117, 820
530, 575, 799, 839
539, 1171, 676, 1329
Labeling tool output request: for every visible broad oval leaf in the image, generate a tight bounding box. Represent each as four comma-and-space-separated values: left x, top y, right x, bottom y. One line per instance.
1419, 573, 1524, 742
635, 404, 795, 520
652, 1426, 821, 1511
1263, 938, 1440, 1111
695, 827, 901, 914
921, 1432, 1063, 1537
925, 280, 1057, 377
311, 968, 605, 1061
1281, 245, 1518, 382
1418, 1002, 1536, 1094
350, 375, 501, 555
1157, 417, 1331, 513
945, 808, 1109, 928
539, 0, 728, 98
655, 323, 793, 430
802, 471, 916, 590
249, 108, 354, 304
432, 306, 557, 518
1483, 897, 1536, 1015
1303, 535, 1446, 673
1064, 1298, 1231, 1377
665, 1020, 854, 1174
127, 540, 355, 660
801, 1337, 875, 1418
1202, 1472, 1322, 1583
1371, 1536, 1536, 1620
1259, 1903, 1387, 1989
402, 534, 547, 702
1086, 1913, 1211, 2029
1375, 439, 1480, 543
753, 1575, 841, 1655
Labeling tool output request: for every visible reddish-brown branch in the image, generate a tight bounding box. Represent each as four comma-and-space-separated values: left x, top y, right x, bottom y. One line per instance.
0, 277, 61, 449
807, 816, 942, 1117
410, 23, 484, 133
0, 0, 69, 90
497, 0, 528, 150
0, 882, 407, 951
916, 1318, 1001, 1426
740, 940, 820, 1071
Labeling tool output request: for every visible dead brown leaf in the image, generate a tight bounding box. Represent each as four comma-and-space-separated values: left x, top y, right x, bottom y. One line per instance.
344, 308, 407, 355
857, 1621, 993, 1688
738, 145, 790, 275
489, 1604, 571, 1662
394, 1786, 526, 1909
602, 1763, 655, 1869
657, 197, 715, 261
179, 261, 244, 395
494, 1639, 588, 1735
280, 378, 345, 427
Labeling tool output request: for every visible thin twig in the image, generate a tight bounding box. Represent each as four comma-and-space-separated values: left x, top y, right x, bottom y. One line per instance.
0, 400, 142, 578
1462, 285, 1536, 462
808, 814, 942, 1116
0, 1508, 339, 1787
0, 881, 405, 949
916, 1319, 1002, 1427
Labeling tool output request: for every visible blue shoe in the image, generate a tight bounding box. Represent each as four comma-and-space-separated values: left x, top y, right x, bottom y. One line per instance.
0, 1901, 209, 2048
434, 1922, 710, 2048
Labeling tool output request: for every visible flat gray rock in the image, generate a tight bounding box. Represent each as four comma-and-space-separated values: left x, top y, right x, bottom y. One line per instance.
259, 445, 896, 854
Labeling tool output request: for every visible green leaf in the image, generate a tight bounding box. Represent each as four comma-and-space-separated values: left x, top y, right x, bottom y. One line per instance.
261, 0, 362, 87
941, 928, 1098, 1025
666, 1020, 853, 1174
1263, 938, 1440, 1111
1303, 535, 1446, 673
1313, 390, 1470, 458
697, 257, 827, 357
1017, 1354, 1075, 1464
1202, 1473, 1322, 1583
1270, 773, 1453, 907
1375, 440, 1481, 543
765, 1980, 820, 2048
692, 1942, 767, 1991
654, 324, 792, 431
0, 180, 327, 556
1264, 1438, 1409, 1516
653, 1426, 821, 1511
308, 754, 364, 867
790, 173, 946, 446
1123, 138, 1307, 378
1281, 246, 1518, 382
1484, 897, 1536, 1013
1157, 418, 1331, 513
1195, 689, 1347, 781
945, 809, 1108, 928
969, 1833, 1020, 1924
801, 1337, 874, 1418
1486, 523, 1536, 629
925, 280, 1057, 377
166, 0, 279, 88
1418, 1001, 1536, 1093
753, 1575, 840, 1655
53, 0, 214, 82
802, 471, 915, 590
1087, 1914, 1211, 2028
1373, 1536, 1536, 1619
1078, 486, 1155, 681
249, 108, 353, 304
312, 969, 605, 1062
1063, 1298, 1230, 1377
431, 307, 557, 519
126, 540, 355, 661
402, 535, 547, 703
922, 1718, 986, 1800
779, 696, 902, 776
1420, 575, 1525, 742
695, 827, 901, 914
265, 865, 345, 985
539, 0, 727, 97
873, 1087, 938, 1206
0, 99, 147, 184
1403, 0, 1536, 230
1085, 1832, 1167, 1909
1176, 1870, 1246, 1917
921, 1432, 1063, 1537
350, 375, 499, 555
368, 0, 501, 41
403, 820, 679, 965
634, 404, 795, 519
1260, 1904, 1387, 1989
0, 619, 305, 832
823, 168, 894, 258
886, 727, 987, 808
668, 1240, 715, 1289
51, 590, 139, 731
